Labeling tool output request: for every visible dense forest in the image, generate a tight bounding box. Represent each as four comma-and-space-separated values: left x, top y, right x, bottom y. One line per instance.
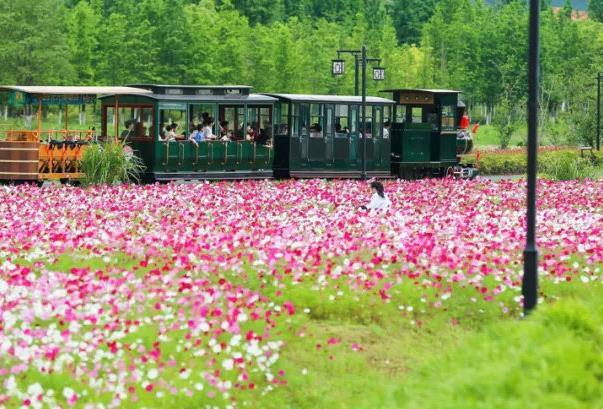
1, 0, 603, 145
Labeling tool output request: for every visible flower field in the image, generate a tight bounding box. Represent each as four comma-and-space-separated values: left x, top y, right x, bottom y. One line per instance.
0, 179, 602, 409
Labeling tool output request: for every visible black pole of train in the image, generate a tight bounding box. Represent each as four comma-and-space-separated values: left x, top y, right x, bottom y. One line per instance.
361, 45, 367, 179
355, 55, 360, 96
597, 73, 601, 151
523, 0, 540, 314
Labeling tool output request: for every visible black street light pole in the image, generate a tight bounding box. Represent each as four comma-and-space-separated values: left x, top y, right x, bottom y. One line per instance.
355, 56, 360, 96
361, 46, 367, 179
597, 73, 601, 151
333, 47, 384, 179
523, 0, 540, 314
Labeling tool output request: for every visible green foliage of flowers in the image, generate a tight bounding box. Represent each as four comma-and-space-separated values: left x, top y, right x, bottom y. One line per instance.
80, 141, 145, 186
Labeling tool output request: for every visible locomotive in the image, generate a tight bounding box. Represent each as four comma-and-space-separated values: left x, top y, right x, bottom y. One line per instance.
0, 85, 476, 183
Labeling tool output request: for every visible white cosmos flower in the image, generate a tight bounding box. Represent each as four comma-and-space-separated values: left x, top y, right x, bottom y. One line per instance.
147, 369, 158, 380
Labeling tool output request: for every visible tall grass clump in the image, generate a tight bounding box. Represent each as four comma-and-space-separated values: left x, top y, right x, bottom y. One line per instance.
395, 285, 603, 409
81, 141, 145, 186
542, 152, 597, 181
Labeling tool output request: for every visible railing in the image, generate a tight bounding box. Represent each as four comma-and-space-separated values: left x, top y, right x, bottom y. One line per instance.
2, 129, 95, 142
161, 140, 274, 171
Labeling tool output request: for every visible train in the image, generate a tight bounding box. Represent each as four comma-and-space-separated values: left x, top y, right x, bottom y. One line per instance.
0, 85, 477, 183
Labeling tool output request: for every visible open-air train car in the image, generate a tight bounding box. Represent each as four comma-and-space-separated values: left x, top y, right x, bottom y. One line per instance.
0, 86, 151, 182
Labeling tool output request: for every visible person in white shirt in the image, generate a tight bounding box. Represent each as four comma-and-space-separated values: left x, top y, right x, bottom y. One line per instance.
363, 181, 391, 211
159, 124, 177, 142
383, 121, 391, 139
202, 118, 218, 140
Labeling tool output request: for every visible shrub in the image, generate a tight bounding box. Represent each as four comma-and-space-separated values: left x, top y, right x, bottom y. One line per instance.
541, 152, 597, 181
80, 141, 145, 186
463, 148, 603, 176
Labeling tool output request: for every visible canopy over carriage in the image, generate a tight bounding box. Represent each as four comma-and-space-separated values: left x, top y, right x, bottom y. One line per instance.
0, 86, 150, 181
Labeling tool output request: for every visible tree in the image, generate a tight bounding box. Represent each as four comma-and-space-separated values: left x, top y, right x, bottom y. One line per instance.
391, 0, 438, 44
66, 1, 100, 84
589, 0, 603, 22
0, 0, 74, 84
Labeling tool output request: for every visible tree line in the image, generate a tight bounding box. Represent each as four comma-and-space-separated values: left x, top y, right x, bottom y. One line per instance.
1, 0, 603, 145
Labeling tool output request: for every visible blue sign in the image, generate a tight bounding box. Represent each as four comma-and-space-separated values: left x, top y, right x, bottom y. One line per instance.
27, 95, 96, 106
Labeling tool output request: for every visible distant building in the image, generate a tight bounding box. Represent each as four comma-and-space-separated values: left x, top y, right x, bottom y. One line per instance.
552, 7, 589, 21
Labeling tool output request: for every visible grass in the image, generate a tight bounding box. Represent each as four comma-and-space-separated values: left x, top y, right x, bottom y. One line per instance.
473, 124, 525, 148
8, 252, 603, 409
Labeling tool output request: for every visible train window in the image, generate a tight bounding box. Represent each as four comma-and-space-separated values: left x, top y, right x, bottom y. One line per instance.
411, 107, 423, 124
291, 104, 300, 137
159, 108, 187, 139
441, 104, 456, 131
275, 102, 289, 136
310, 104, 323, 138
105, 106, 153, 140
247, 106, 273, 144
221, 106, 244, 140
190, 104, 216, 135
350, 106, 358, 134
383, 105, 392, 123
395, 105, 406, 123
325, 106, 334, 137
335, 105, 349, 137
361, 106, 373, 138
375, 107, 383, 138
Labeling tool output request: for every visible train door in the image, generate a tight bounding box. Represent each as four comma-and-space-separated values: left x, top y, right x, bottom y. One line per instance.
334, 104, 351, 170
308, 103, 324, 167
324, 104, 334, 167
358, 105, 374, 172
349, 105, 359, 167
373, 105, 383, 168
299, 104, 310, 168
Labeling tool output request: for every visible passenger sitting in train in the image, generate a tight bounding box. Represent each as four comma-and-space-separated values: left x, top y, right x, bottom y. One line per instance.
310, 123, 322, 138
121, 120, 135, 140
202, 118, 218, 140
159, 124, 177, 142
383, 121, 391, 139
219, 120, 233, 141
360, 124, 372, 138
246, 124, 257, 141
189, 124, 204, 145
255, 120, 272, 145
335, 123, 349, 136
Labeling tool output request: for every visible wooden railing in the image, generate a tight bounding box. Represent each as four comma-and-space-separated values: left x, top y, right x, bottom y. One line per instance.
2, 129, 95, 142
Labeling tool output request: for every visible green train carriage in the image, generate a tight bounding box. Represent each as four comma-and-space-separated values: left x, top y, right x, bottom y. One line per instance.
100, 85, 277, 181
381, 88, 477, 179
99, 86, 395, 181
265, 94, 394, 179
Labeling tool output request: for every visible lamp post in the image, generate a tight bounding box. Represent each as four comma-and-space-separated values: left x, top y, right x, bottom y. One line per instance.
597, 72, 601, 151
332, 47, 385, 179
523, 0, 540, 314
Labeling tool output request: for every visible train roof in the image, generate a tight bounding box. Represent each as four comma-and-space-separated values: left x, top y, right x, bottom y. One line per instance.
380, 88, 461, 94
128, 84, 253, 90
263, 93, 395, 104
129, 94, 278, 103
0, 85, 152, 96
